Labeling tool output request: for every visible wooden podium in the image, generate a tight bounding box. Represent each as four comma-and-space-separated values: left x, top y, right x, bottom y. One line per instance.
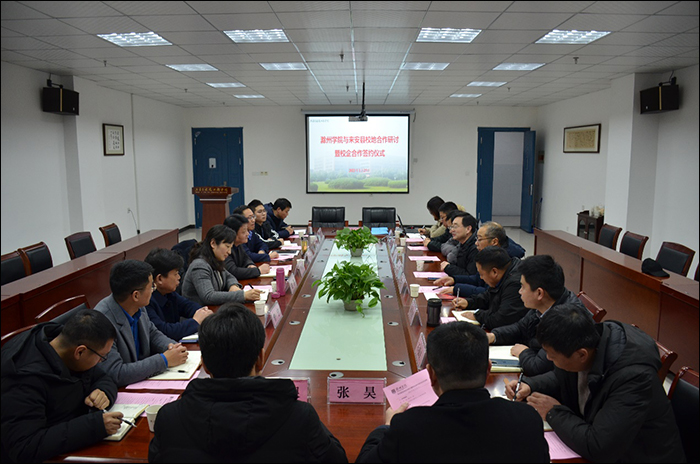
192, 186, 238, 236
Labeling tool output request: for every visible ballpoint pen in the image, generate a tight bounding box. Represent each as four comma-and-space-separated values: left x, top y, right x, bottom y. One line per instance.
512, 372, 524, 402
102, 410, 137, 427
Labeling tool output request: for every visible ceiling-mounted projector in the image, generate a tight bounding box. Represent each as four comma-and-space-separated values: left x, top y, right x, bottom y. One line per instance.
349, 81, 368, 122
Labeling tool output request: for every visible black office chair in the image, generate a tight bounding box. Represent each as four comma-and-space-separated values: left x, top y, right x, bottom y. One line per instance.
597, 224, 622, 250
172, 239, 197, 294
667, 366, 699, 463
35, 295, 90, 324
1, 250, 28, 285
65, 231, 97, 260
17, 242, 53, 275
99, 223, 122, 247
655, 242, 695, 277
360, 207, 397, 229
311, 207, 346, 228
619, 231, 649, 259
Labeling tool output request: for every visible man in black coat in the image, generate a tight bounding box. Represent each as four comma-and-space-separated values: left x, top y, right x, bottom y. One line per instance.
488, 254, 587, 376
356, 321, 549, 463
440, 212, 479, 277
507, 304, 686, 463
148, 303, 347, 463
1, 309, 122, 463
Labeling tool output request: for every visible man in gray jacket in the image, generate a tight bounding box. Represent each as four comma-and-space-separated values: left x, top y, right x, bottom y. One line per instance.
95, 260, 188, 387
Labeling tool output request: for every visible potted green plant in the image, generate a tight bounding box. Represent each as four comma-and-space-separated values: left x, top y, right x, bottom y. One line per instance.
334, 226, 379, 257
313, 261, 386, 316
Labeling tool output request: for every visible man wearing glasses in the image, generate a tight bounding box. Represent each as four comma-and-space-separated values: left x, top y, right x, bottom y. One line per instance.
440, 212, 479, 277
95, 260, 188, 387
1, 309, 123, 462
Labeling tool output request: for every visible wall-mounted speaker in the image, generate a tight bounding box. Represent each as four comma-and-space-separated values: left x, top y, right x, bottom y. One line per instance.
42, 87, 79, 115
640, 85, 679, 114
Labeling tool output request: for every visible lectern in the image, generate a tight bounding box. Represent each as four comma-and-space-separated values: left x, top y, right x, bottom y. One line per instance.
192, 186, 239, 236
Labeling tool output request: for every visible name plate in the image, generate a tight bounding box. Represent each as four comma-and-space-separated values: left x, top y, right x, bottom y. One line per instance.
414, 332, 427, 369
327, 378, 386, 404
269, 377, 310, 402
288, 274, 298, 294
265, 301, 283, 329
399, 273, 408, 295
408, 298, 422, 326
296, 259, 306, 275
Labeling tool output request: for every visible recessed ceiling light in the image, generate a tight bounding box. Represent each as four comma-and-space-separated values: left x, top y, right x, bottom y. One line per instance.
417, 28, 481, 43
536, 30, 611, 44
97, 32, 171, 47
450, 94, 482, 98
401, 62, 449, 71
224, 29, 289, 43
206, 82, 246, 88
260, 63, 307, 71
467, 81, 507, 87
493, 63, 545, 71
166, 64, 218, 72
234, 95, 265, 99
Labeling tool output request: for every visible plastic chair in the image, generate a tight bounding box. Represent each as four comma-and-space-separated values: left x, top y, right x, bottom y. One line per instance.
619, 231, 649, 259
360, 207, 397, 229
99, 223, 122, 247
65, 231, 97, 260
667, 366, 699, 463
576, 291, 607, 322
17, 242, 53, 275
311, 207, 346, 228
655, 242, 695, 277
1, 250, 28, 285
597, 224, 622, 250
1, 324, 36, 347
35, 295, 90, 324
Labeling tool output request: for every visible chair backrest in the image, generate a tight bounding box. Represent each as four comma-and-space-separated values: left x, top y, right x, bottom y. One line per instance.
172, 239, 197, 293
65, 231, 97, 260
361, 207, 397, 229
656, 241, 695, 277
17, 242, 53, 275
1, 251, 28, 285
667, 366, 699, 464
576, 291, 607, 322
311, 206, 346, 228
655, 339, 678, 383
1, 324, 36, 347
619, 231, 649, 259
99, 223, 122, 247
34, 295, 90, 324
597, 224, 622, 250
695, 263, 699, 282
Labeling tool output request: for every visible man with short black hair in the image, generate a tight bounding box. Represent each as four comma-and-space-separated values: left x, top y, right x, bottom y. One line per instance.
148, 303, 348, 463
506, 304, 685, 463
1, 309, 123, 462
232, 204, 279, 263
425, 201, 459, 252
356, 322, 549, 463
440, 211, 479, 276
249, 199, 282, 249
265, 197, 294, 239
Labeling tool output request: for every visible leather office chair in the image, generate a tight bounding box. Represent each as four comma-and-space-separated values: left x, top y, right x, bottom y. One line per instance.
99, 223, 122, 247
360, 207, 397, 229
695, 263, 699, 282
667, 366, 699, 464
619, 231, 649, 259
1, 324, 36, 347
576, 291, 607, 322
1, 250, 28, 285
311, 206, 346, 229
17, 242, 53, 275
35, 295, 90, 324
655, 241, 695, 277
65, 231, 97, 260
597, 224, 622, 250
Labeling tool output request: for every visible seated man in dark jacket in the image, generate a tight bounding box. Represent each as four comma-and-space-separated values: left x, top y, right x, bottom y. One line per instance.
507, 304, 685, 463
440, 212, 479, 277
425, 201, 459, 252
487, 254, 586, 376
356, 321, 549, 463
232, 204, 279, 263
148, 303, 348, 463
453, 246, 528, 330
264, 197, 294, 239
249, 198, 282, 249
1, 309, 123, 463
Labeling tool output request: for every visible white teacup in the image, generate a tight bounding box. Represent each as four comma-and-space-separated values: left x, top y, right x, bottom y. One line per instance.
254, 300, 266, 316
416, 260, 426, 271
410, 284, 420, 298
146, 405, 162, 433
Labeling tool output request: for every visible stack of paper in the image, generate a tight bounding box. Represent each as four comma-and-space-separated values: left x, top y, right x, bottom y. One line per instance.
452, 310, 480, 325
489, 345, 522, 372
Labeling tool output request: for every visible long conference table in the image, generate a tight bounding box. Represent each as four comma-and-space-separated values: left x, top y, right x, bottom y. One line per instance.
52, 231, 540, 464
534, 229, 699, 372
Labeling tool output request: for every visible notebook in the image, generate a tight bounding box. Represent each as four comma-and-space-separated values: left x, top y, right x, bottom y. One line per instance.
104, 404, 148, 441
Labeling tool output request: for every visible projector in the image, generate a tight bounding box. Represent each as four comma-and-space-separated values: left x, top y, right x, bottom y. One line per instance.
349, 114, 368, 122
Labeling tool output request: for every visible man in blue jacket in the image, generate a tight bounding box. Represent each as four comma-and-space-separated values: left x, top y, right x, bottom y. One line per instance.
264, 197, 294, 239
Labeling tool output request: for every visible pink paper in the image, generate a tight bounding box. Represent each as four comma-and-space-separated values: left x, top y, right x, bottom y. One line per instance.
405, 237, 423, 243
413, 271, 448, 279
407, 245, 429, 251
440, 316, 457, 324
114, 392, 181, 415
383, 368, 439, 410
280, 244, 302, 250
408, 255, 440, 261
125, 378, 193, 390
545, 432, 581, 460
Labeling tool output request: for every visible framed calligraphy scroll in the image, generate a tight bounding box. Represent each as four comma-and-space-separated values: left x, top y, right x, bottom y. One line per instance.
563, 124, 601, 153
103, 124, 124, 156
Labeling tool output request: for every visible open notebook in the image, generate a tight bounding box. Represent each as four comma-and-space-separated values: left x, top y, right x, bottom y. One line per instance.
489, 345, 522, 373
104, 404, 148, 441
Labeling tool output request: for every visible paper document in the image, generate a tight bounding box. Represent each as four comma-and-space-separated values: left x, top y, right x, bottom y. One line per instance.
452, 310, 480, 325
407, 245, 429, 251
545, 432, 581, 460
488, 345, 522, 372
259, 265, 292, 278
413, 271, 448, 279
180, 333, 198, 343
406, 233, 423, 240
408, 255, 440, 261
103, 404, 148, 441
383, 369, 439, 410
114, 392, 180, 413
149, 350, 201, 380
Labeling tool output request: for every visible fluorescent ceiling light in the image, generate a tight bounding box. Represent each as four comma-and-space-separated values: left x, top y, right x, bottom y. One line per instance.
207, 82, 246, 88
417, 27, 481, 43
166, 64, 218, 72
536, 30, 611, 44
97, 32, 171, 47
224, 29, 289, 43
401, 62, 449, 71
450, 94, 482, 98
234, 95, 265, 99
493, 63, 545, 71
260, 63, 307, 70
468, 81, 507, 87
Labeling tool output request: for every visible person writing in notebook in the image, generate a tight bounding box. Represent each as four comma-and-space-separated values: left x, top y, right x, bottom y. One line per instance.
1, 309, 123, 462
355, 321, 548, 463
148, 303, 347, 463
264, 198, 294, 239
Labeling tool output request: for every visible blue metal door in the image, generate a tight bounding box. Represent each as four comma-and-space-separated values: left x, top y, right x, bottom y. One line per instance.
192, 128, 244, 228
